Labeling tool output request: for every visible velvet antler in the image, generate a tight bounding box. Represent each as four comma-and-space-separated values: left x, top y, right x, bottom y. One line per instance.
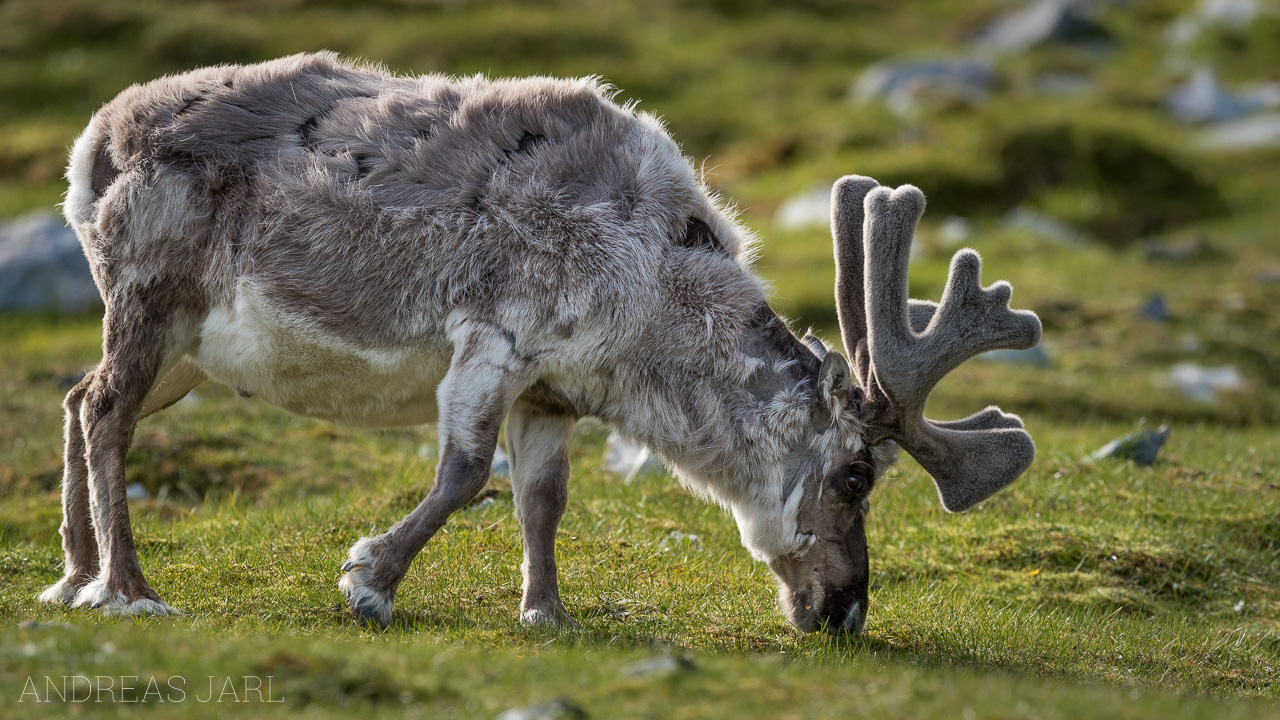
831, 176, 1042, 512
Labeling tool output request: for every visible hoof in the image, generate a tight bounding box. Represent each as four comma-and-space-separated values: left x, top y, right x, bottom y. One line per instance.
71, 580, 180, 617
105, 598, 182, 617
38, 577, 85, 606
71, 579, 126, 610
339, 536, 393, 628
520, 607, 581, 630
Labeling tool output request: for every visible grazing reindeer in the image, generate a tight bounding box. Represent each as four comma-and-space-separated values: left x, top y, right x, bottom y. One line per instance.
43, 53, 1040, 632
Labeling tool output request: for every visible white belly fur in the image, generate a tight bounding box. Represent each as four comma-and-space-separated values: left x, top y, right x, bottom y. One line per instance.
193, 283, 448, 427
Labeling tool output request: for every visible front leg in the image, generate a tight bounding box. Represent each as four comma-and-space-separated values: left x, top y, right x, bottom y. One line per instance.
339, 317, 532, 626
506, 406, 576, 627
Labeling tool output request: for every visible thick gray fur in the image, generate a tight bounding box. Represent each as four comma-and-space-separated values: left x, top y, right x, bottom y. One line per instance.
831, 176, 1042, 513
43, 53, 1034, 632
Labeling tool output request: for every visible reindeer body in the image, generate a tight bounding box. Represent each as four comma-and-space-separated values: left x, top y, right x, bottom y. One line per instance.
46, 53, 1039, 631
70, 52, 758, 428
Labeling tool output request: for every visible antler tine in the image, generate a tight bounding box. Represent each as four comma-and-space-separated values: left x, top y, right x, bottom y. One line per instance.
861, 186, 1041, 418
859, 185, 927, 413
832, 176, 940, 384
859, 184, 1043, 512
831, 175, 881, 385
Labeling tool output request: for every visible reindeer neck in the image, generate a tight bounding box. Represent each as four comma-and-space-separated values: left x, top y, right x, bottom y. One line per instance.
608, 304, 822, 500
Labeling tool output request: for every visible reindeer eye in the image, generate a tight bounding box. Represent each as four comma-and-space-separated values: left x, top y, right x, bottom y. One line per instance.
844, 474, 868, 496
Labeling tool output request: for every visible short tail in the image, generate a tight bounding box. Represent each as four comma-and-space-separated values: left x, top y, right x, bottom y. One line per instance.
63, 121, 121, 227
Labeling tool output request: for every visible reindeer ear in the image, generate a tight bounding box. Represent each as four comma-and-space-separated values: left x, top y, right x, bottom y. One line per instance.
801, 332, 828, 359
818, 351, 853, 410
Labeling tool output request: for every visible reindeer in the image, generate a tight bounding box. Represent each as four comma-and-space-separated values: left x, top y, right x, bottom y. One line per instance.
43, 53, 1040, 633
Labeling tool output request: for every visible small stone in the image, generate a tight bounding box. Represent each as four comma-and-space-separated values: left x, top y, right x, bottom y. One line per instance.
1091, 425, 1171, 466
1168, 363, 1244, 401
490, 446, 510, 478
1199, 112, 1280, 150
126, 483, 149, 500
774, 185, 832, 229
659, 531, 701, 551
464, 487, 508, 511
973, 0, 1110, 53
1167, 0, 1262, 48
1164, 67, 1268, 124
1142, 234, 1217, 262
851, 60, 996, 115
497, 700, 587, 720
1138, 294, 1170, 322
470, 496, 498, 511
621, 654, 697, 678
938, 216, 972, 246
603, 432, 663, 483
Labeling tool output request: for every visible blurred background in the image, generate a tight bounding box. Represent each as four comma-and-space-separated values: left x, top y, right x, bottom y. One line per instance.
1, 0, 1278, 428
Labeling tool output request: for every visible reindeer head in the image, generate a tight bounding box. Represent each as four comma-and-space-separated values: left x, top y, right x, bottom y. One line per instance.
763, 175, 1042, 634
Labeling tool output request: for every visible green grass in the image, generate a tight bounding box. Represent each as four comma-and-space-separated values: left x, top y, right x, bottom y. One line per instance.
3, 0, 1280, 716
2, 314, 1278, 716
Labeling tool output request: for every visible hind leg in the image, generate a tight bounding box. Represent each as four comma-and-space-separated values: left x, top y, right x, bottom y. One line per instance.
71, 293, 193, 616
38, 374, 101, 605
39, 357, 204, 607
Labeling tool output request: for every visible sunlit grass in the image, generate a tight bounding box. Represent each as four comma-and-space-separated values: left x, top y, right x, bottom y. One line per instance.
3, 0, 1280, 715
1, 309, 1277, 715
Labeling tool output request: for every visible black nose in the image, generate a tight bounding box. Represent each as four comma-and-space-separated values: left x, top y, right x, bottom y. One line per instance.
822, 587, 867, 635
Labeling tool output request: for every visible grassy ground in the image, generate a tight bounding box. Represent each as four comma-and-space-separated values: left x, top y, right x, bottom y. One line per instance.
1, 315, 1278, 716
3, 0, 1280, 717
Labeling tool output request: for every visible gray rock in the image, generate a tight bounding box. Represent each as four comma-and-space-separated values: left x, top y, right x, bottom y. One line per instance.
125, 483, 149, 500
1198, 112, 1280, 150
603, 431, 663, 483
497, 700, 587, 720
974, 0, 1110, 53
1167, 0, 1262, 48
1091, 425, 1170, 466
620, 654, 696, 678
774, 185, 833, 229
852, 59, 996, 115
1168, 362, 1244, 402
1164, 68, 1280, 124
464, 487, 509, 511
1138, 294, 1170, 322
658, 531, 702, 551
491, 445, 511, 478
0, 211, 100, 313
979, 344, 1052, 367
938, 216, 973, 246
1003, 206, 1086, 245
1143, 234, 1217, 262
